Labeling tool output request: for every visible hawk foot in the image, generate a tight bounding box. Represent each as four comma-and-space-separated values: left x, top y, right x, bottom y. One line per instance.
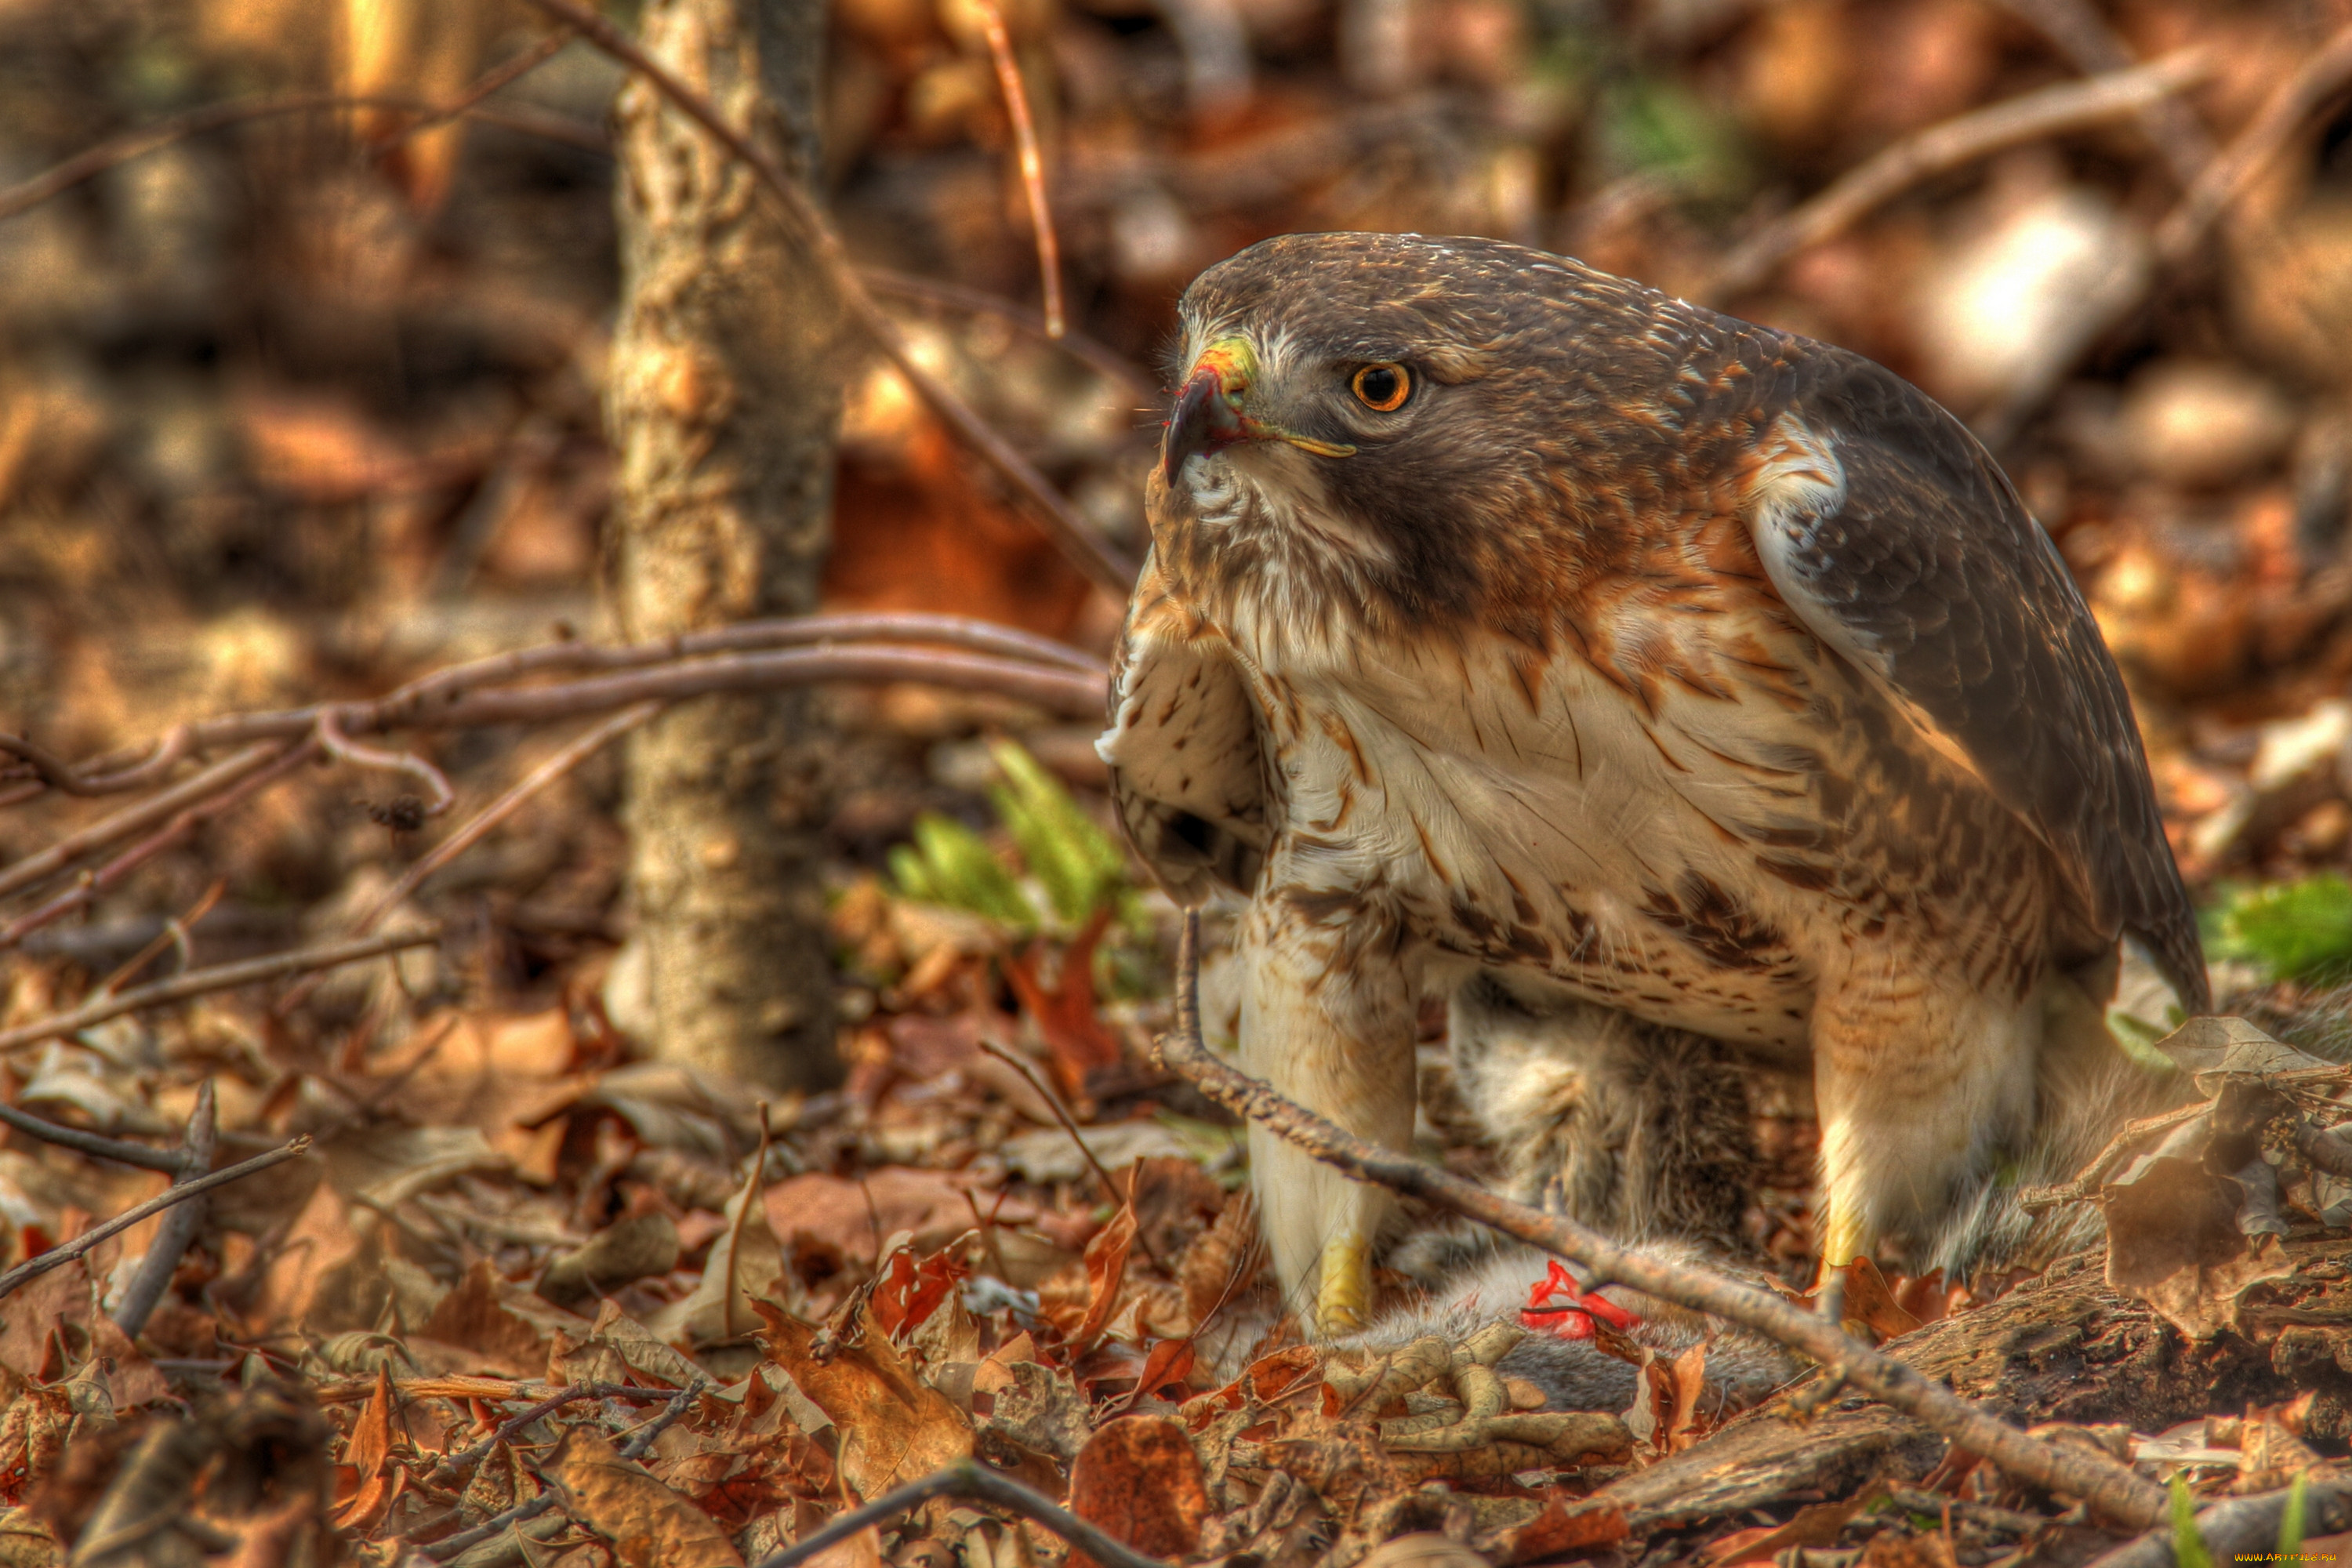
1317, 1231, 1374, 1334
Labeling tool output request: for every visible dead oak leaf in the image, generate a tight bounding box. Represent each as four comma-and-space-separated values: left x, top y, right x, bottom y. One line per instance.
543, 1427, 742, 1568
1066, 1417, 1210, 1568
755, 1302, 971, 1501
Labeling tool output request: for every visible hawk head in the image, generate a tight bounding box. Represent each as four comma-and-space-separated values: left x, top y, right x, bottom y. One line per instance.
1153, 231, 1680, 624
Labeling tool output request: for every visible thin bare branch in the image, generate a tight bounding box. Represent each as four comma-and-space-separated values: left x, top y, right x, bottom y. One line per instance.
6, 614, 1102, 804
2154, 18, 2352, 266
0, 742, 289, 899
0, 927, 441, 1056
97, 877, 227, 996
358, 702, 659, 937
113, 1080, 219, 1341
0, 1134, 311, 1301
1703, 49, 2211, 303
1989, 0, 2217, 187
1150, 910, 2170, 1530
0, 68, 587, 228
515, 0, 1140, 593
0, 740, 321, 947
361, 28, 575, 152
971, 0, 1065, 338
18, 645, 1102, 783
862, 269, 1158, 404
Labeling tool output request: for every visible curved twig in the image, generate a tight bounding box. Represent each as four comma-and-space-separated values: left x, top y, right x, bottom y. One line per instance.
752, 1458, 1173, 1568
0, 1135, 311, 1301
515, 0, 1139, 593
1150, 911, 2170, 1530
1703, 49, 2211, 303
316, 709, 455, 816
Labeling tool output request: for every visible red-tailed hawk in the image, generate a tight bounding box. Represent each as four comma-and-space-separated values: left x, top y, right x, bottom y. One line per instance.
1098, 232, 2205, 1330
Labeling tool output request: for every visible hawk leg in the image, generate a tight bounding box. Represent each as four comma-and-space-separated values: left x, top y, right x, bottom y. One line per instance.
1810, 954, 2042, 1283
1240, 895, 1418, 1334
1447, 974, 1759, 1251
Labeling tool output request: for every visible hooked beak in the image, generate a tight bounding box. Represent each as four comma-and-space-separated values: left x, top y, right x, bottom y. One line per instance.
1161, 339, 1253, 483
1160, 336, 1356, 483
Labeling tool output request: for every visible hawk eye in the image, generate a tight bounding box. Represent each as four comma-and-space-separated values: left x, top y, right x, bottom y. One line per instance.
1351, 363, 1411, 412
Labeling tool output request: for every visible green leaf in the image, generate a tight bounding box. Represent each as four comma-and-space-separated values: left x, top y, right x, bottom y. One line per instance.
892, 812, 1034, 929
2172, 1474, 2213, 1568
2279, 1470, 2308, 1559
2209, 875, 2352, 985
988, 740, 1129, 927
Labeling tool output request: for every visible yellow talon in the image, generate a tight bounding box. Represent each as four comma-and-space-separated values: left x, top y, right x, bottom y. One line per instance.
1317, 1232, 1374, 1334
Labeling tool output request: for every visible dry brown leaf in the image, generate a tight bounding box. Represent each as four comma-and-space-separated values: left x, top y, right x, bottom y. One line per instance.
756, 1302, 972, 1500
2103, 1156, 2296, 1339
1859, 1528, 1958, 1568
764, 1168, 1005, 1264
1490, 1497, 1628, 1566
330, 1366, 396, 1530
1066, 1417, 1210, 1568
549, 1303, 706, 1389
1837, 1259, 1925, 1341
1701, 1497, 1866, 1566
542, 1426, 743, 1568
419, 1261, 596, 1381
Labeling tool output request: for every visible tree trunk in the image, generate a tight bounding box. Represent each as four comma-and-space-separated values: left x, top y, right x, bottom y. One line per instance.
602, 0, 842, 1093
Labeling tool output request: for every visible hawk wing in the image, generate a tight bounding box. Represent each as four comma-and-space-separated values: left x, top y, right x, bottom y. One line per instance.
1734, 339, 2208, 1012
1098, 553, 1268, 906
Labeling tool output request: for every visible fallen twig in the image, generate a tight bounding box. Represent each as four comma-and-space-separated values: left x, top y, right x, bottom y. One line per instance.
0, 1135, 311, 1301
2153, 17, 2352, 266
113, 1080, 219, 1341
0, 1099, 191, 1174
1149, 912, 2170, 1530
751, 1457, 1172, 1568
516, 0, 1139, 593
2088, 1479, 2352, 1568
0, 927, 441, 1056
1703, 49, 2210, 303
